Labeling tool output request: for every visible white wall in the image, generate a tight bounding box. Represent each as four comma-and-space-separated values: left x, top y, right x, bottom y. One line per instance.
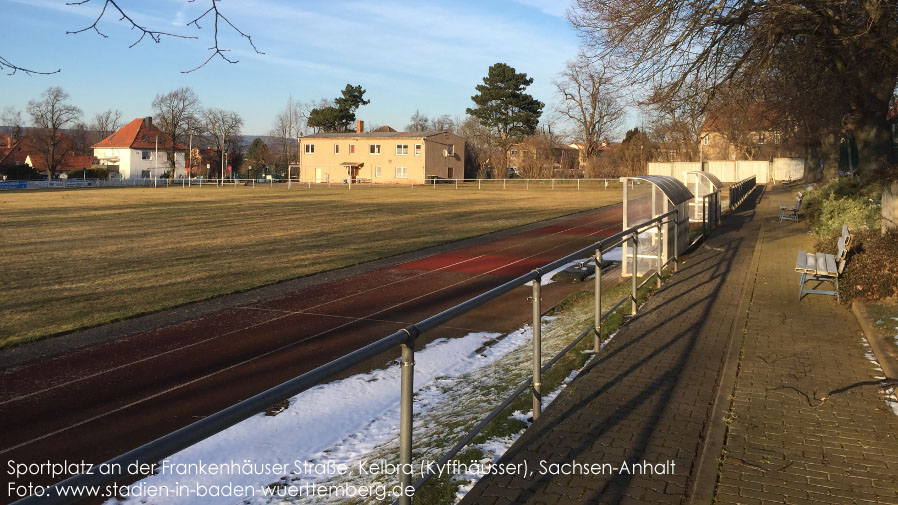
127, 149, 185, 179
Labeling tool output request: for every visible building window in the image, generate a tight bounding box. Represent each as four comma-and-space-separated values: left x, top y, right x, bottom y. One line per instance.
141, 170, 150, 178
415, 144, 422, 155
334, 144, 339, 154
447, 144, 455, 156
395, 166, 408, 178
142, 151, 151, 160
370, 144, 381, 155
396, 144, 409, 155
305, 144, 315, 154
375, 166, 382, 177
349, 144, 355, 154
756, 132, 765, 144
702, 135, 710, 146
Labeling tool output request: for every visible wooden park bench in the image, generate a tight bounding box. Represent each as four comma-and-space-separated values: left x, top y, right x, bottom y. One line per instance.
780, 192, 803, 221
795, 225, 852, 301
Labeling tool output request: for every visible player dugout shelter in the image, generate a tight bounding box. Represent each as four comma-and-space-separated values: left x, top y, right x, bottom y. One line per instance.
683, 171, 723, 226
620, 175, 693, 277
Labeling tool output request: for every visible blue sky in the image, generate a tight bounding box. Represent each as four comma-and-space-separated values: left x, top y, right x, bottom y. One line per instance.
2, 0, 585, 137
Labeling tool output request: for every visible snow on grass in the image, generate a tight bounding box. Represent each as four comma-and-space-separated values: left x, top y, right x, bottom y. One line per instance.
108, 330, 525, 505
450, 329, 619, 504
858, 337, 897, 418
108, 298, 601, 505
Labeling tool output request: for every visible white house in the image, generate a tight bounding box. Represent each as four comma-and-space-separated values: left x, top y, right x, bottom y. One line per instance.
92, 117, 187, 179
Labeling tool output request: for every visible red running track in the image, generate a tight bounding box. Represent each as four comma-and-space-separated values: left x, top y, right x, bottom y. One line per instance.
0, 205, 622, 501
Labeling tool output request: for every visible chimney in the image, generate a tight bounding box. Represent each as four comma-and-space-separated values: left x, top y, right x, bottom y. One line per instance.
356, 120, 365, 134
144, 117, 153, 129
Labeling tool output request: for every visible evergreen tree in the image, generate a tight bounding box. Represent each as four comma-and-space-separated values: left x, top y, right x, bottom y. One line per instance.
307, 84, 370, 132
467, 63, 543, 177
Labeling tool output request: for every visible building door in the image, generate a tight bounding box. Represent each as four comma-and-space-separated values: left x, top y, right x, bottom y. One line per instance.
315, 168, 323, 183
448, 167, 453, 179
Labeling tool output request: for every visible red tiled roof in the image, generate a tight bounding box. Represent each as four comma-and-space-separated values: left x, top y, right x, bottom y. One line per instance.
0, 132, 92, 172
92, 117, 187, 150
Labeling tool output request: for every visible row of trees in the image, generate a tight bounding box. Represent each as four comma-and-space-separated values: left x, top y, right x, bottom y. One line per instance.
2, 87, 246, 179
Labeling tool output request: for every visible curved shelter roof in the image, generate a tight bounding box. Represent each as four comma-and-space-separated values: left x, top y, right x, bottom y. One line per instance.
685, 171, 724, 189
629, 175, 693, 205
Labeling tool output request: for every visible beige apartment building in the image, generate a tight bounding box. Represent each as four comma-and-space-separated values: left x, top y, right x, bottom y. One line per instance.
298, 122, 464, 184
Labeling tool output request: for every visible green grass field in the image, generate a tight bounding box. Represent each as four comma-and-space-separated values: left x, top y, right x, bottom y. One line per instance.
0, 184, 622, 348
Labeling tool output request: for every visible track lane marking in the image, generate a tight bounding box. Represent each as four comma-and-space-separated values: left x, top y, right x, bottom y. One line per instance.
1, 215, 616, 406
0, 222, 617, 453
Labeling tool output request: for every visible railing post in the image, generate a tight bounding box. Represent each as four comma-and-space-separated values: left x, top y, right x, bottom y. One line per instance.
478, 179, 481, 190
673, 212, 679, 273
503, 178, 506, 190
631, 235, 638, 315
656, 222, 663, 288
532, 277, 542, 421
399, 337, 415, 505
703, 197, 708, 237
594, 248, 602, 353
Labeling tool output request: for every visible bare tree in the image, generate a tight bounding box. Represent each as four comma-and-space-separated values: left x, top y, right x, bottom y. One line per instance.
570, 0, 898, 172
429, 114, 457, 133
457, 115, 498, 178
26, 87, 82, 180
555, 55, 623, 162
202, 108, 243, 180
406, 110, 429, 132
153, 87, 202, 176
270, 97, 307, 174
1, 106, 24, 141
90, 109, 123, 142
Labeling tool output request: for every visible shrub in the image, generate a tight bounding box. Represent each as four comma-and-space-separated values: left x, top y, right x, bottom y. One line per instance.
804, 177, 880, 239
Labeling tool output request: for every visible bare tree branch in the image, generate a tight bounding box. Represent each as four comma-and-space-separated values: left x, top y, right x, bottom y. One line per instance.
67, 0, 196, 48
63, 0, 262, 73
182, 0, 264, 73
0, 56, 59, 76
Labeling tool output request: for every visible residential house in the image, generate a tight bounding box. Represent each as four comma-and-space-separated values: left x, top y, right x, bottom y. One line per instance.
699, 103, 804, 161
0, 131, 92, 178
567, 141, 611, 165
298, 121, 464, 184
92, 117, 187, 179
508, 140, 580, 178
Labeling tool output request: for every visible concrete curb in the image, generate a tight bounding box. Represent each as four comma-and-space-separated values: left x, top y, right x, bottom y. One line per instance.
851, 300, 898, 379
687, 185, 766, 505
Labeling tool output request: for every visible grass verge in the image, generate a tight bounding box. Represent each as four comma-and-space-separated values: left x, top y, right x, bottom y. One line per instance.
414, 270, 664, 504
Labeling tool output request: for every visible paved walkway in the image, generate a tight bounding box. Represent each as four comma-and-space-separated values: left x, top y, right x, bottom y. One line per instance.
459, 187, 898, 504
716, 192, 898, 505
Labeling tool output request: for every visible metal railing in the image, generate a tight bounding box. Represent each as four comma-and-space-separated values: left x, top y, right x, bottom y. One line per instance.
1, 178, 624, 191
14, 209, 681, 505
728, 176, 756, 211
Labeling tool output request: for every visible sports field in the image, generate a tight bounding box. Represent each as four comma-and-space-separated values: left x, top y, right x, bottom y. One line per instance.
0, 184, 622, 348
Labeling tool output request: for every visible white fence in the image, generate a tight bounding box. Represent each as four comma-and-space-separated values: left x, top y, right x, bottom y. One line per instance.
648, 158, 804, 183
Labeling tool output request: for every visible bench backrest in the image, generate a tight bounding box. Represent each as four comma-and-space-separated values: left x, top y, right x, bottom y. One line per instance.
837, 225, 852, 274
